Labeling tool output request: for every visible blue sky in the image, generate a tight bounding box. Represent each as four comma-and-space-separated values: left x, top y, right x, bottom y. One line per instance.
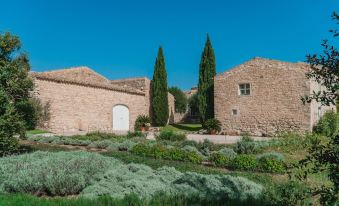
1, 0, 338, 90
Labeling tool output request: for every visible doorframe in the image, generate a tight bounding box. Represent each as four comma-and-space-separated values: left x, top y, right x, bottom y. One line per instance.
112, 104, 130, 131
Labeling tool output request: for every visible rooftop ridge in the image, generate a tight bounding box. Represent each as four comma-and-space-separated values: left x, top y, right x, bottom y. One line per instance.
217, 57, 310, 77
30, 67, 145, 95
110, 77, 149, 82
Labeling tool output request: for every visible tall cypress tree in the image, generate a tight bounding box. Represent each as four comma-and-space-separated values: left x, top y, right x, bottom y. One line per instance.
151, 47, 169, 126
197, 35, 216, 123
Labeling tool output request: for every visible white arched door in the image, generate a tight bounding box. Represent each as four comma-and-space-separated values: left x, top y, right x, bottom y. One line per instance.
113, 105, 129, 131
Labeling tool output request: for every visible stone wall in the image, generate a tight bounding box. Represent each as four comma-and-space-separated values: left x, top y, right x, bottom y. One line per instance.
34, 76, 176, 134
168, 93, 175, 124
309, 79, 337, 128
110, 77, 149, 93
33, 79, 149, 135
214, 58, 314, 136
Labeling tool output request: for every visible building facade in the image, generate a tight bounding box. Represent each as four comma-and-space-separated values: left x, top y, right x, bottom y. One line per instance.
214, 57, 335, 136
31, 67, 174, 135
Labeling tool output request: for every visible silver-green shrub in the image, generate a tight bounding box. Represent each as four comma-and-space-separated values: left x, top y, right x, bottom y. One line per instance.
256, 152, 285, 161
81, 164, 263, 201
117, 140, 137, 151
0, 151, 264, 201
173, 172, 263, 201
218, 148, 237, 159
0, 151, 119, 195
181, 145, 205, 159
88, 140, 113, 149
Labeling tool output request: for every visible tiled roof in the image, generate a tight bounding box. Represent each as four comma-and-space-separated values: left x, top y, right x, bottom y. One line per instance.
30, 66, 145, 95
217, 57, 310, 78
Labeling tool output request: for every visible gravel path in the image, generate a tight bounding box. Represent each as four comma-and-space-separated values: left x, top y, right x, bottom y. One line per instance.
147, 133, 271, 144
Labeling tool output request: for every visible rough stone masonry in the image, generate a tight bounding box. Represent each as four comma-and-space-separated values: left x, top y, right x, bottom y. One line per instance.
31, 67, 175, 135
214, 57, 336, 136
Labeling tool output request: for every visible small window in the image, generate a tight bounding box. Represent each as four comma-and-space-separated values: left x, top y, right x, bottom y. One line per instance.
232, 109, 238, 116
239, 83, 250, 95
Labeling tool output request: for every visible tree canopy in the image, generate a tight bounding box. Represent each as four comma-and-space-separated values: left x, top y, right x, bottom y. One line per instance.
168, 87, 187, 114
0, 32, 33, 156
297, 12, 339, 205
151, 47, 169, 126
197, 35, 216, 122
302, 12, 339, 106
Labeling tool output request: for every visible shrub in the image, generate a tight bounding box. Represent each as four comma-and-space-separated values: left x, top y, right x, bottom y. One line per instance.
134, 115, 151, 131
208, 148, 236, 167
152, 144, 168, 159
313, 111, 339, 136
156, 130, 186, 141
218, 148, 237, 159
233, 135, 261, 154
257, 158, 285, 173
38, 136, 60, 144
256, 152, 286, 173
127, 131, 145, 138
209, 152, 231, 167
0, 151, 119, 196
117, 140, 137, 151
131, 143, 202, 163
197, 139, 216, 157
202, 118, 221, 134
166, 148, 187, 161
181, 145, 204, 158
82, 164, 263, 201
0, 151, 264, 202
130, 143, 153, 157
173, 172, 263, 201
257, 152, 284, 161
186, 151, 204, 164
180, 140, 198, 148
230, 155, 257, 171
88, 140, 112, 149
265, 181, 312, 206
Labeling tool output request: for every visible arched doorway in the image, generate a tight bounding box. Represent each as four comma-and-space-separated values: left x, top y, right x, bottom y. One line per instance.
113, 105, 129, 131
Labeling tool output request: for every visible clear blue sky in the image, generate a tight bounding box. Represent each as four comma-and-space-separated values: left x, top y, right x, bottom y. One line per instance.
1, 0, 338, 90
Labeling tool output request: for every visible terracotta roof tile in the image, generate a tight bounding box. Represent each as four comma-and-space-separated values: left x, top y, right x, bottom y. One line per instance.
30, 67, 145, 95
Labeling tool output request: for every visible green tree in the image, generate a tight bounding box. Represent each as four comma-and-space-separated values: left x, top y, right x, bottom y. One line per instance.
151, 47, 169, 126
296, 12, 338, 205
168, 87, 187, 113
188, 93, 199, 117
197, 35, 216, 122
301, 12, 339, 106
0, 32, 33, 155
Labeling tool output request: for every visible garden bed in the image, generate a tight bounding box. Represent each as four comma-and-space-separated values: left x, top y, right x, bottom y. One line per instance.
0, 151, 264, 205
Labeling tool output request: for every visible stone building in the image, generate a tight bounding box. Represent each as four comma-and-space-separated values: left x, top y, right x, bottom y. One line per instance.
214, 57, 336, 136
31, 66, 174, 135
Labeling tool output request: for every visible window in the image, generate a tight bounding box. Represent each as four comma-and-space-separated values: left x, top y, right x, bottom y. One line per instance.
232, 109, 238, 116
239, 83, 250, 95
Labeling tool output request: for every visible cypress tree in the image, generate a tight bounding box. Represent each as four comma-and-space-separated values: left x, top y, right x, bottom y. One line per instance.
197, 35, 216, 123
151, 47, 169, 126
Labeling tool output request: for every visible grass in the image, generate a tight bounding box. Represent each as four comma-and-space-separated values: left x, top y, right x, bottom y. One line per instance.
69, 131, 144, 142
0, 193, 271, 206
162, 124, 202, 132
26, 130, 49, 135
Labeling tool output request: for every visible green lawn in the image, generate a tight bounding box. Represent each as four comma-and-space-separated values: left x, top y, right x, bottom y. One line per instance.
162, 124, 202, 132
26, 129, 49, 135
